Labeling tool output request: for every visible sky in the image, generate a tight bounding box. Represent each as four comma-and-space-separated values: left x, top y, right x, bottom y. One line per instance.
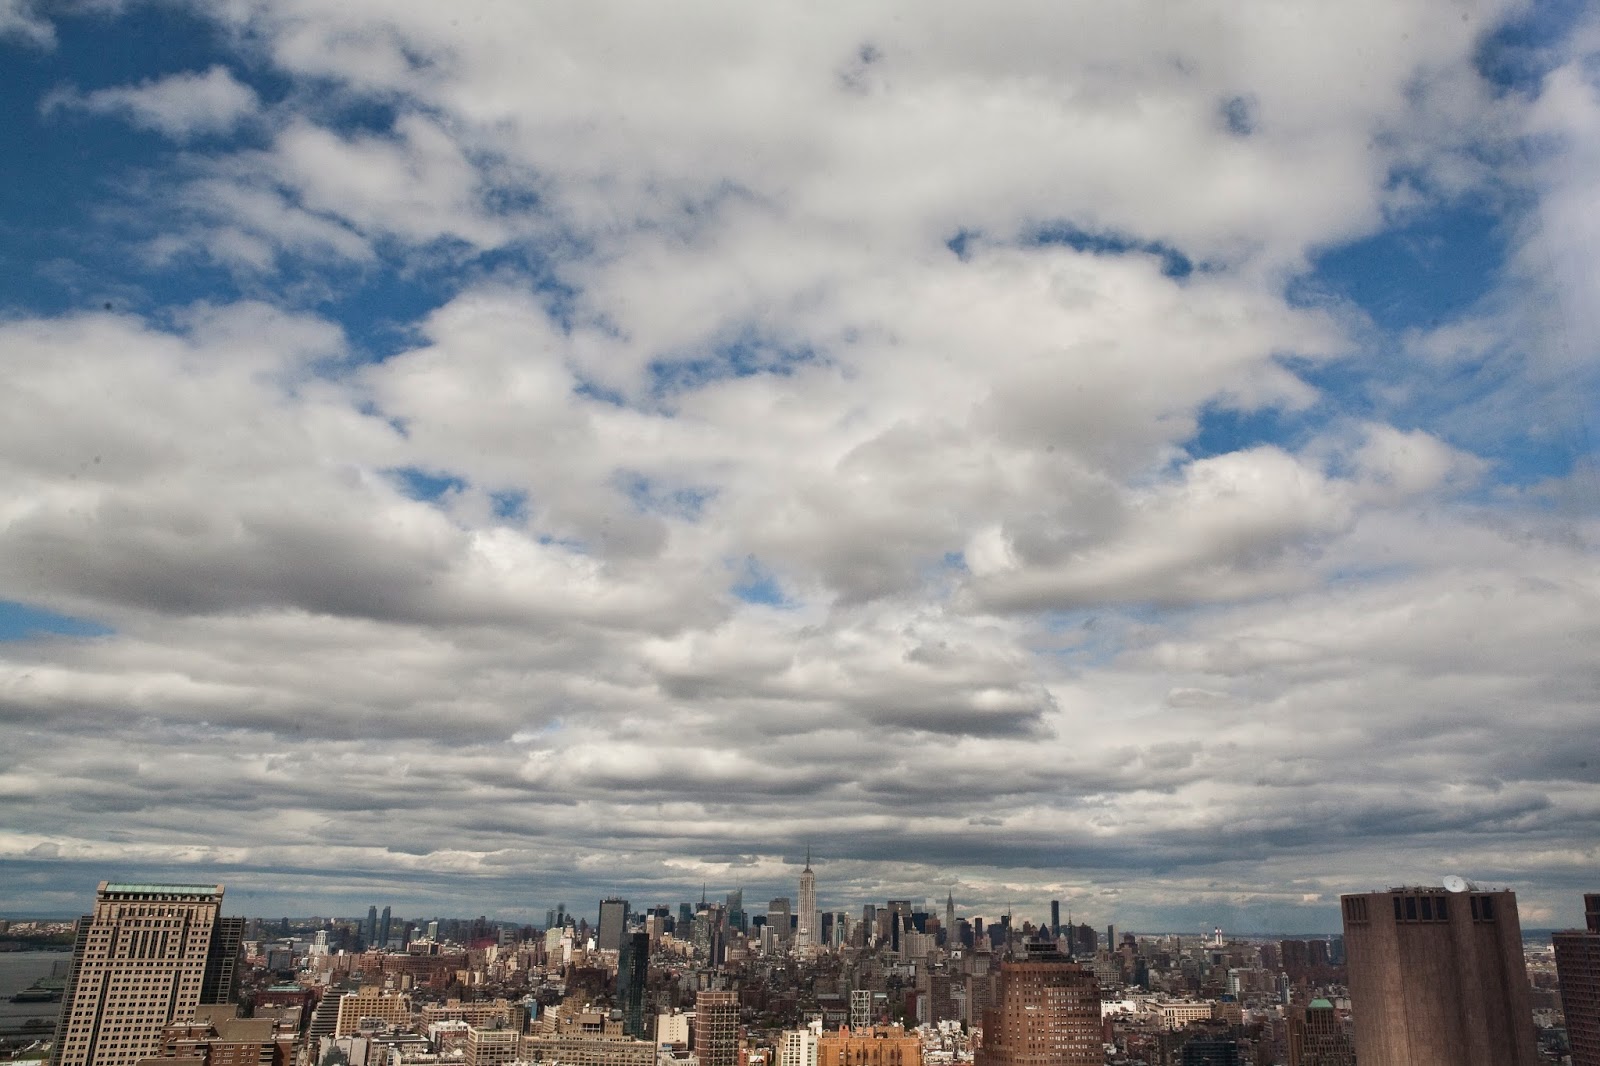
0, 0, 1596, 935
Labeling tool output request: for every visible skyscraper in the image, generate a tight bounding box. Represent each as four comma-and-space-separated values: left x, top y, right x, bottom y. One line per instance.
797, 852, 818, 950
598, 898, 630, 952
379, 905, 392, 949
1554, 893, 1600, 1066
945, 892, 956, 947
51, 882, 243, 1066
618, 931, 650, 1039
1341, 886, 1537, 1066
974, 942, 1101, 1066
769, 898, 792, 946
366, 905, 378, 947
693, 990, 739, 1066
1050, 900, 1060, 937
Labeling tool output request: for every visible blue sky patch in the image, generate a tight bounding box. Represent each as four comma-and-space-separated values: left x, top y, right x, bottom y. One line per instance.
1303, 203, 1506, 332
0, 601, 113, 641
616, 472, 715, 520
389, 466, 468, 502
649, 329, 822, 397
1185, 401, 1322, 461
491, 490, 530, 523
1028, 222, 1194, 279
1220, 95, 1257, 136
1473, 0, 1589, 95
731, 558, 789, 607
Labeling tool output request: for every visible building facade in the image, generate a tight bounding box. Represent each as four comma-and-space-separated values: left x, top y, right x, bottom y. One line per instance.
597, 899, 630, 954
1340, 886, 1537, 1066
778, 1029, 819, 1066
333, 989, 413, 1037
617, 932, 650, 1039
1286, 999, 1354, 1066
816, 1026, 921, 1066
51, 882, 243, 1066
1554, 893, 1600, 1066
463, 1027, 520, 1066
693, 991, 739, 1066
974, 947, 1100, 1066
769, 900, 792, 947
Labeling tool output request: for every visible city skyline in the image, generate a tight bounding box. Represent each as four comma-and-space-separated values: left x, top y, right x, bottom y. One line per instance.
1, 1, 1597, 932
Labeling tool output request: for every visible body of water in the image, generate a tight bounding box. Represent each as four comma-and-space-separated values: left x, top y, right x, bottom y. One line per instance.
0, 951, 70, 1033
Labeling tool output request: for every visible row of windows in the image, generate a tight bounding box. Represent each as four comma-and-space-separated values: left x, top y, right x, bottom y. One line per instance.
1394, 894, 1451, 922
1342, 892, 1502, 924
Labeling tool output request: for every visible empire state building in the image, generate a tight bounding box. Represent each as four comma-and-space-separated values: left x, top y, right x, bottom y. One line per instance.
797, 852, 818, 949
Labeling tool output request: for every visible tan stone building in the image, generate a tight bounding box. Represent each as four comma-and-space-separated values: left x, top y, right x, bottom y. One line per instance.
333, 988, 413, 1037
817, 1026, 922, 1066
420, 999, 515, 1028
51, 883, 244, 1066
149, 1011, 295, 1066
463, 1027, 520, 1066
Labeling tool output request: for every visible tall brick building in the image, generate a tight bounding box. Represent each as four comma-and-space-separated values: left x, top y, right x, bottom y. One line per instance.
1554, 893, 1600, 1066
974, 944, 1100, 1066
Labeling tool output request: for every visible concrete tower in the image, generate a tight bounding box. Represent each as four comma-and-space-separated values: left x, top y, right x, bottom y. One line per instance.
1341, 885, 1537, 1066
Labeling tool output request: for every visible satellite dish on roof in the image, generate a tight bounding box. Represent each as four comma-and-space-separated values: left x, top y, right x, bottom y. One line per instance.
1442, 875, 1476, 893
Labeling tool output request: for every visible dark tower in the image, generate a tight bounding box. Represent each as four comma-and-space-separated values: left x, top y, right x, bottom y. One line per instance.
1554, 893, 1600, 1066
1341, 886, 1537, 1066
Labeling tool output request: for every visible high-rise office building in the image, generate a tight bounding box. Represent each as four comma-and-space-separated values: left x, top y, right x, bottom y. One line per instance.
1340, 886, 1537, 1066
618, 931, 650, 1039
945, 893, 956, 947
797, 854, 818, 950
598, 898, 630, 953
974, 943, 1100, 1066
51, 882, 243, 1066
693, 991, 739, 1066
1049, 900, 1060, 937
769, 898, 792, 946
885, 901, 910, 954
366, 905, 378, 947
1554, 893, 1600, 1066
378, 905, 392, 949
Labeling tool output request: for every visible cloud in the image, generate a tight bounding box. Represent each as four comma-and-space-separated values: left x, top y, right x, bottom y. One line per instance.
44, 66, 260, 138
0, 0, 1594, 930
0, 0, 52, 46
